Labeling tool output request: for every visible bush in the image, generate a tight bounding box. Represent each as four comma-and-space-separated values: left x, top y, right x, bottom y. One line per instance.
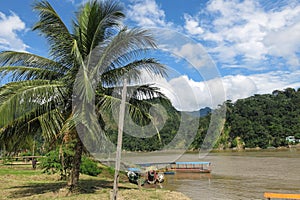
39, 146, 73, 180
107, 166, 115, 175
80, 156, 101, 176
40, 145, 101, 179
2, 155, 13, 165
20, 152, 32, 157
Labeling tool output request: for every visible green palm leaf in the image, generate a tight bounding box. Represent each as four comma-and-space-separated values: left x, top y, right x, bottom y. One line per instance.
0, 66, 61, 81
74, 0, 124, 57
0, 51, 68, 73
33, 0, 73, 64
0, 80, 65, 126
102, 58, 167, 86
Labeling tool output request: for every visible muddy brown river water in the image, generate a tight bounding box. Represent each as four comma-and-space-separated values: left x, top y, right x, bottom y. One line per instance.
122, 149, 300, 200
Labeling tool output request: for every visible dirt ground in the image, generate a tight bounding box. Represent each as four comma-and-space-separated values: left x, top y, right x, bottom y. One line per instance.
0, 165, 191, 200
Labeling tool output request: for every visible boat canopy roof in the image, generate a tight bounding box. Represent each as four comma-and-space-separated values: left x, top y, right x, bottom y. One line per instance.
127, 167, 141, 172
136, 161, 211, 166
137, 162, 171, 166
174, 161, 210, 165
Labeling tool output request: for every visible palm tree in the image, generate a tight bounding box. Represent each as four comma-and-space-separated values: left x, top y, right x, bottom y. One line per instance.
0, 0, 166, 190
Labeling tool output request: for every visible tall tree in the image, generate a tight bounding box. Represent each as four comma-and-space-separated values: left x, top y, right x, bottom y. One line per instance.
0, 0, 166, 190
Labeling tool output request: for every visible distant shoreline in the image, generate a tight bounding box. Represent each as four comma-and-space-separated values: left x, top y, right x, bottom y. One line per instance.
197, 144, 300, 153
176, 144, 299, 154
120, 144, 300, 154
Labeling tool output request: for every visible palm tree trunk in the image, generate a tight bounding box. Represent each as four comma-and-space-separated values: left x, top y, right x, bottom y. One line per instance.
68, 136, 83, 191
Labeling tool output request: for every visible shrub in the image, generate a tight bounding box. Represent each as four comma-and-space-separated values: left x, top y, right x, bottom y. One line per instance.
40, 145, 101, 180
80, 156, 101, 176
2, 155, 13, 165
107, 166, 115, 175
39, 146, 73, 180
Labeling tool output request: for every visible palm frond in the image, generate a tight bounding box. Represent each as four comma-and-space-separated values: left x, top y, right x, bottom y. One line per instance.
0, 66, 61, 81
0, 80, 66, 126
97, 92, 167, 139
102, 58, 167, 86
72, 99, 115, 153
33, 0, 73, 64
58, 112, 76, 142
99, 84, 165, 101
38, 108, 65, 140
0, 51, 68, 75
0, 120, 40, 152
97, 93, 149, 128
74, 0, 124, 58
130, 84, 166, 100
89, 28, 158, 77
72, 39, 94, 102
97, 84, 165, 122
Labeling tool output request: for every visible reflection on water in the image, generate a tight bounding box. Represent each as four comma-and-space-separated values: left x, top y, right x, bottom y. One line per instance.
166, 172, 212, 180
125, 149, 300, 200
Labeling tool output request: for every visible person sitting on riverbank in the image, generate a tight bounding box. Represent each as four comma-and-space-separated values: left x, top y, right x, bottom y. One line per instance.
32, 158, 37, 170
147, 170, 157, 184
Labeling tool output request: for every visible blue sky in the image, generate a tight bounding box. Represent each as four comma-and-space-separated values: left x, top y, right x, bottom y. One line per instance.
1, 0, 300, 111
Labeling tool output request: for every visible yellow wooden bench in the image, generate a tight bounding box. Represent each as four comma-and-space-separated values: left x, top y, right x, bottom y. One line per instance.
264, 192, 300, 199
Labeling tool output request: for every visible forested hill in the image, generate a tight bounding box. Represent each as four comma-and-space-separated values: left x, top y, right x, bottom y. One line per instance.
109, 87, 300, 151
219, 87, 300, 149
191, 87, 300, 150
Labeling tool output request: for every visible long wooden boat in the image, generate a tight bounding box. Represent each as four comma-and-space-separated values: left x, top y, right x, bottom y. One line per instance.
168, 161, 211, 173
136, 161, 212, 174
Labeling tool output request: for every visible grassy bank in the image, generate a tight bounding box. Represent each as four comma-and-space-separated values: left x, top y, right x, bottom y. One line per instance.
0, 164, 190, 200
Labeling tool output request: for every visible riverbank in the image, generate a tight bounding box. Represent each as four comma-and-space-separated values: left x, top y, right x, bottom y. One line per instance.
120, 143, 300, 155
213, 143, 300, 152
0, 164, 191, 200
187, 143, 300, 153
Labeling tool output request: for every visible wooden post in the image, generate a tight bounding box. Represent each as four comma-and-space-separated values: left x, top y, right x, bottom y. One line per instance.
112, 78, 127, 200
32, 140, 35, 156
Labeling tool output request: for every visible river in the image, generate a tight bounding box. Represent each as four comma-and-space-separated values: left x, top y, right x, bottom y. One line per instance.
122, 149, 300, 200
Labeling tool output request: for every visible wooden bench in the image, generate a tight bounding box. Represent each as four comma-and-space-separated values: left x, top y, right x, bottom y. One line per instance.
264, 192, 300, 199
2, 156, 44, 165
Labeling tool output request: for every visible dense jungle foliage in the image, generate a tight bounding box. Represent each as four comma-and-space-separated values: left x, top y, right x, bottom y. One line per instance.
221, 87, 300, 149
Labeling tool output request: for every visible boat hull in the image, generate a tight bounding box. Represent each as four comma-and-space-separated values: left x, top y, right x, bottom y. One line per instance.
168, 161, 212, 173
169, 168, 211, 173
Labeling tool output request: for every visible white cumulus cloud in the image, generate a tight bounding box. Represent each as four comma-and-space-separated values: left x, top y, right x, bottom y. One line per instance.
264, 21, 300, 66
0, 12, 28, 52
140, 68, 300, 111
172, 43, 211, 69
126, 0, 173, 28
184, 14, 204, 35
